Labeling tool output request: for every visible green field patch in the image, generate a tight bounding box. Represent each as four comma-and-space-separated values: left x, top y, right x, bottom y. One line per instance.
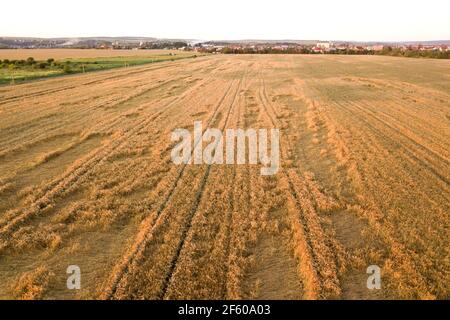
0, 52, 199, 85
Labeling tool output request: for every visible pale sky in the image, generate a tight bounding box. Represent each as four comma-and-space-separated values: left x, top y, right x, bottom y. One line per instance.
2, 0, 449, 41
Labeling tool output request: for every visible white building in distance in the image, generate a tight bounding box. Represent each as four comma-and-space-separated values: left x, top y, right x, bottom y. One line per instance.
316, 42, 332, 49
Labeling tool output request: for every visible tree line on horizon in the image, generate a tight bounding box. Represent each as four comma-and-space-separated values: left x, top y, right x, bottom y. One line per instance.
218, 46, 450, 59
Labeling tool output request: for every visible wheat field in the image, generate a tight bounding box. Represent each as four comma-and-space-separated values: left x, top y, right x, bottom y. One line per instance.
0, 49, 181, 60
0, 54, 448, 300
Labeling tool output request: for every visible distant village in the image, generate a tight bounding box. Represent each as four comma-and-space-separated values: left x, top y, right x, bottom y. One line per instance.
1, 37, 449, 57
193, 41, 450, 57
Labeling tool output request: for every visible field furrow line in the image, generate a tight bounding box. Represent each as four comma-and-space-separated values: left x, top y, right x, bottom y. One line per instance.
160, 73, 245, 299
344, 96, 450, 166
334, 99, 450, 188
0, 71, 189, 136
0, 108, 163, 238
220, 72, 249, 298
0, 75, 191, 157
101, 76, 239, 299
258, 75, 341, 298
0, 75, 219, 243
0, 57, 209, 105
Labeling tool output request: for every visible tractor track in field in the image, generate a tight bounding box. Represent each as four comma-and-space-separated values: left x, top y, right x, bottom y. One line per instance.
102, 74, 241, 299
348, 98, 450, 166
0, 100, 172, 238
0, 68, 226, 243
219, 70, 249, 298
257, 74, 340, 299
338, 90, 450, 166
331, 98, 450, 188
0, 74, 195, 157
160, 72, 245, 299
2, 55, 448, 300
0, 57, 208, 105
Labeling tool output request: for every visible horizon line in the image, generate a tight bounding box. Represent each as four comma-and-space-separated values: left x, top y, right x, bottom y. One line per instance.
1, 35, 449, 43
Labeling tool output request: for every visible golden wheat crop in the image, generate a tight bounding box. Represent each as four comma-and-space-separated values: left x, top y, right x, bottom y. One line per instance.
0, 49, 181, 60
0, 54, 448, 300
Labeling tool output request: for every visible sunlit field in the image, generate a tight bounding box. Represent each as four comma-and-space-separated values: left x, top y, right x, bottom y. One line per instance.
0, 54, 448, 300
0, 49, 198, 84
